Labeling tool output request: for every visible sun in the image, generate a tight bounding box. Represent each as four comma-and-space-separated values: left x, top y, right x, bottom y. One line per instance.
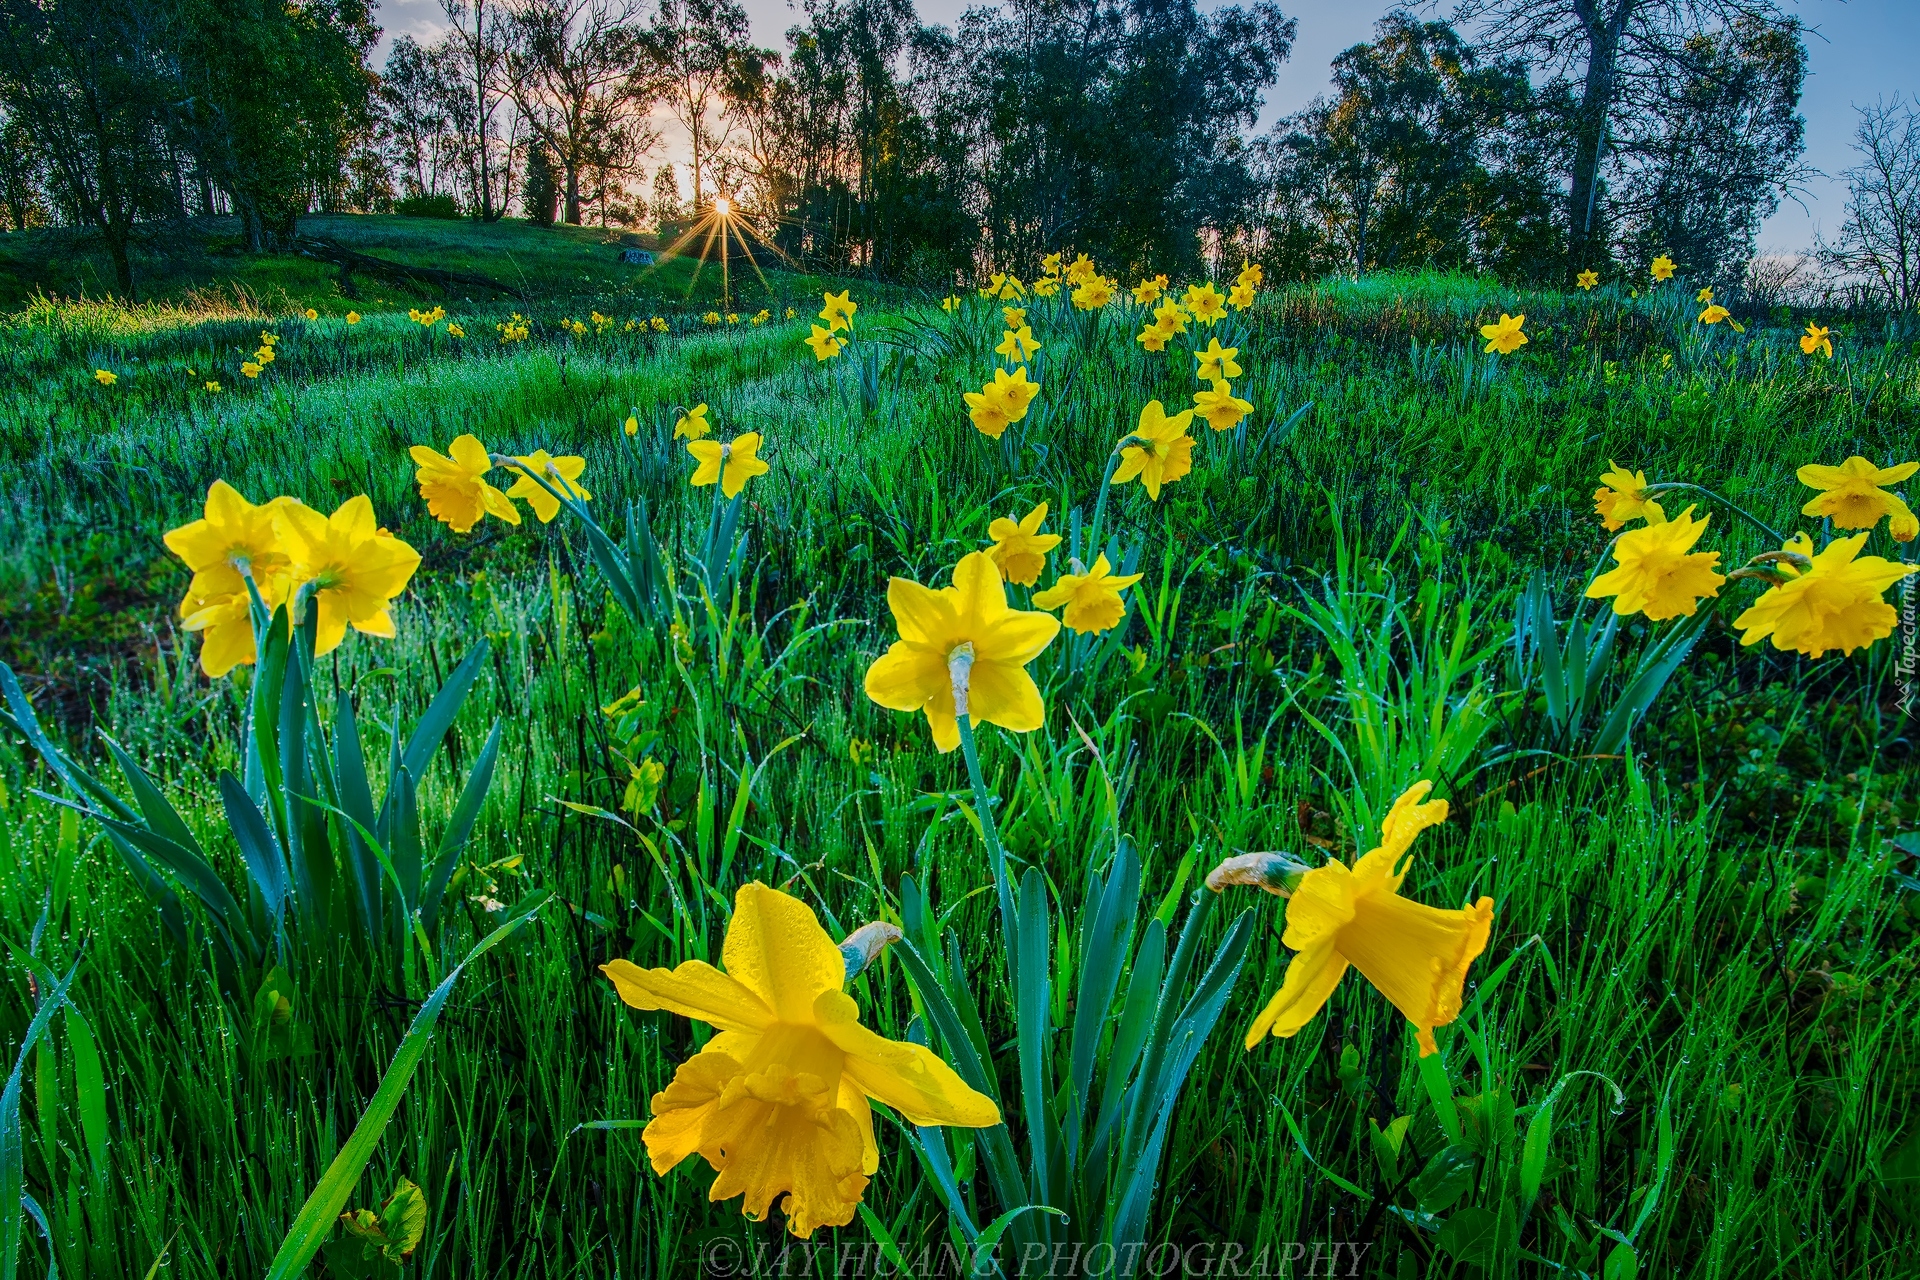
713, 196, 731, 216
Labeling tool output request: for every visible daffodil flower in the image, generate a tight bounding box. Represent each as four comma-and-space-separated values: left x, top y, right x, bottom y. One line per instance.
164, 481, 296, 676
1479, 313, 1526, 354
688, 432, 770, 498
1585, 505, 1725, 620
1591, 462, 1665, 531
985, 502, 1062, 586
1112, 400, 1195, 500
276, 495, 422, 656
409, 434, 521, 533
503, 451, 590, 522
1796, 456, 1917, 538
1033, 554, 1143, 634
1734, 532, 1919, 657
1193, 338, 1241, 382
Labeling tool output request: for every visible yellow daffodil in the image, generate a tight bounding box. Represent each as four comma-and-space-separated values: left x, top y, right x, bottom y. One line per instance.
688, 433, 771, 499
1585, 504, 1725, 620
652, 317, 670, 332
204, 380, 221, 392
1031, 277, 1059, 298
863, 551, 1060, 752
1650, 255, 1675, 281
785, 308, 796, 319
751, 309, 768, 326
94, 369, 116, 385
985, 502, 1061, 587
1734, 532, 1919, 657
1236, 260, 1264, 289
1132, 276, 1166, 305
164, 481, 295, 677
1152, 299, 1188, 335
1136, 324, 1171, 353
1113, 401, 1195, 501
504, 451, 590, 522
995, 325, 1041, 362
675, 404, 714, 440
1238, 781, 1493, 1057
254, 346, 275, 364
1576, 270, 1599, 290
1041, 251, 1062, 277
1192, 380, 1253, 432
304, 308, 319, 321
726, 313, 739, 325
1698, 304, 1729, 324
979, 273, 1025, 300
1797, 457, 1917, 538
624, 415, 639, 437
1800, 322, 1833, 358
1591, 462, 1665, 531
1001, 307, 1026, 328
409, 434, 521, 534
805, 324, 847, 361
241, 361, 262, 379
962, 367, 1039, 439
1065, 254, 1096, 285
820, 291, 857, 332
703, 311, 721, 326
603, 882, 998, 1237
1227, 281, 1255, 311
1194, 338, 1241, 382
1695, 287, 1714, 304
941, 295, 960, 312
1071, 276, 1114, 310
276, 495, 421, 657
1479, 313, 1527, 355
346, 311, 361, 324
447, 322, 465, 338
1183, 283, 1226, 326
1033, 553, 1142, 635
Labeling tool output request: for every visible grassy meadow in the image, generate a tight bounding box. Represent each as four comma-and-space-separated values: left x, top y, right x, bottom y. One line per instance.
1, 221, 1918, 1279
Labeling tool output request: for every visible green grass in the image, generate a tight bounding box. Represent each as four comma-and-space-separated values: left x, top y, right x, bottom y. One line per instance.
1, 242, 1917, 1279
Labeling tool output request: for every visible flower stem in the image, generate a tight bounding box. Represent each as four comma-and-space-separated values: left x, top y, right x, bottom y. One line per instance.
1643, 481, 1785, 545
955, 706, 1021, 981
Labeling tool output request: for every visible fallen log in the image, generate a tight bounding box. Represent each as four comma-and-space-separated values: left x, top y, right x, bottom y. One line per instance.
291, 236, 527, 301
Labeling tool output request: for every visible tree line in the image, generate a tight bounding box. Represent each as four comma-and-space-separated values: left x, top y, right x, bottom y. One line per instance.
3, 0, 1914, 301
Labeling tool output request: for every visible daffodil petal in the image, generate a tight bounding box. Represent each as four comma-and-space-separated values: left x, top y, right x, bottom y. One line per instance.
600, 958, 774, 1032
720, 882, 847, 1023
814, 990, 1001, 1128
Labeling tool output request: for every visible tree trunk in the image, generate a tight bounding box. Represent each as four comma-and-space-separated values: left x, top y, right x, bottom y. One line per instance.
1567, 0, 1632, 264
476, 0, 494, 220
564, 159, 579, 224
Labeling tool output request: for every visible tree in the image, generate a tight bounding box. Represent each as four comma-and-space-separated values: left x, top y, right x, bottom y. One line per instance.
1819, 96, 1920, 312
441, 0, 511, 220
523, 142, 558, 224
643, 0, 752, 213
650, 162, 681, 231
506, 0, 652, 224
379, 36, 465, 199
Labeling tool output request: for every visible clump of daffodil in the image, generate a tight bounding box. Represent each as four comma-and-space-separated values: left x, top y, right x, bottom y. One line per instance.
1800, 322, 1833, 358
675, 404, 714, 440
1152, 299, 1189, 336
688, 433, 770, 498
1031, 276, 1060, 298
1194, 338, 1241, 382
1650, 255, 1676, 281
1698, 304, 1730, 325
805, 325, 847, 361
979, 273, 1025, 300
1033, 554, 1142, 635
1183, 282, 1226, 326
1733, 532, 1919, 657
163, 481, 296, 677
346, 311, 361, 324
941, 295, 960, 312
503, 451, 590, 522
1480, 313, 1527, 354
864, 551, 1060, 752
602, 882, 998, 1238
304, 307, 319, 321
819, 291, 856, 332
1113, 401, 1195, 501
1132, 275, 1167, 305
276, 495, 422, 657
1071, 275, 1115, 310
1576, 269, 1599, 290
995, 324, 1041, 363
1797, 457, 1917, 540
962, 366, 1039, 439
409, 434, 521, 534
1065, 254, 1097, 285
651, 316, 670, 332
1192, 380, 1253, 432
1591, 462, 1665, 531
985, 502, 1061, 586
1215, 780, 1493, 1057
94, 369, 117, 386
1585, 505, 1725, 620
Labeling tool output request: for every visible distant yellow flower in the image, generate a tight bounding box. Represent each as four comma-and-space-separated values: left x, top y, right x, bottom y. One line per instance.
1132, 276, 1166, 305
1183, 283, 1226, 326
1698, 305, 1729, 325
652, 317, 670, 332
979, 273, 1025, 300
504, 451, 590, 523
820, 291, 857, 331
1650, 255, 1675, 281
1239, 781, 1492, 1057
1136, 324, 1171, 353
703, 311, 721, 325
962, 366, 1038, 438
276, 495, 422, 657
785, 307, 796, 319
254, 346, 275, 364
624, 415, 639, 437
241, 361, 262, 379
941, 295, 960, 312
1033, 553, 1142, 634
995, 325, 1041, 362
1734, 532, 1919, 657
1065, 254, 1097, 285
1001, 307, 1026, 328
688, 432, 770, 498
94, 369, 116, 386
1235, 260, 1263, 289
675, 404, 713, 440
164, 481, 295, 677
985, 502, 1061, 587
1576, 270, 1598, 290
1113, 400, 1195, 501
1031, 277, 1059, 298
447, 322, 465, 338
1479, 313, 1527, 355
752, 309, 770, 325
1585, 505, 1725, 620
1071, 276, 1114, 310
805, 324, 847, 361
1591, 462, 1665, 531
1797, 456, 1917, 538
259, 332, 277, 347
1192, 380, 1253, 432
1800, 322, 1833, 358
864, 551, 1060, 752
346, 311, 361, 324
204, 380, 221, 392
1194, 338, 1241, 382
1152, 299, 1189, 336
1041, 252, 1063, 277
1227, 281, 1255, 311
602, 882, 999, 1238
1696, 287, 1713, 304
409, 434, 520, 534
305, 308, 319, 321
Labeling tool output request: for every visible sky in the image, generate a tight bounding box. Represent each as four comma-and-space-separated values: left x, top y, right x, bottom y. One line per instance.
373, 0, 1920, 253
